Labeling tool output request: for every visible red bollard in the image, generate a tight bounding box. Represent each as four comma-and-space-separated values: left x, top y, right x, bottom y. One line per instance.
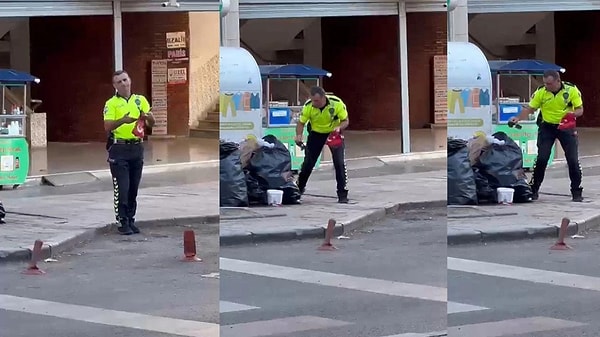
22, 240, 46, 275
550, 218, 572, 251
318, 219, 338, 251
182, 230, 202, 262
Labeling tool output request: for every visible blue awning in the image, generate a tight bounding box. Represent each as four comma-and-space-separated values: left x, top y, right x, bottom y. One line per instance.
259, 64, 332, 78
489, 59, 565, 74
0, 69, 40, 84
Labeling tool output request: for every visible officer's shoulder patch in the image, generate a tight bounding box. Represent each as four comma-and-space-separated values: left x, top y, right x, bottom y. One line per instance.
103, 105, 109, 115
303, 99, 312, 106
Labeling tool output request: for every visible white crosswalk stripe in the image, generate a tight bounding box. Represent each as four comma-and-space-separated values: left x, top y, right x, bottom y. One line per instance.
447, 302, 488, 314
221, 257, 474, 311
448, 257, 593, 336
448, 257, 600, 292
220, 301, 260, 313
0, 294, 219, 337
221, 316, 352, 337
448, 316, 586, 337
221, 257, 453, 336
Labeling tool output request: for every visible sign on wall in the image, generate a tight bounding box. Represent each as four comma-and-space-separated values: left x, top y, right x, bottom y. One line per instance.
167, 68, 187, 85
151, 60, 169, 135
166, 31, 186, 49
433, 55, 447, 125
166, 31, 189, 61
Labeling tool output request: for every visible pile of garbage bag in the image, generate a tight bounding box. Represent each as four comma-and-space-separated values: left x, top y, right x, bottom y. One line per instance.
220, 135, 302, 207
448, 132, 533, 205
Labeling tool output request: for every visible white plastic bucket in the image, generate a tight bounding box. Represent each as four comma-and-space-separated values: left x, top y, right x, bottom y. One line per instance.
267, 189, 284, 206
497, 187, 515, 204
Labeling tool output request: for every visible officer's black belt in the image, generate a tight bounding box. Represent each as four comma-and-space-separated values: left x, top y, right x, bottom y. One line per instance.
114, 138, 142, 144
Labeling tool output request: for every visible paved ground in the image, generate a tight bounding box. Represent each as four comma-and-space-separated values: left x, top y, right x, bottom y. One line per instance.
448, 157, 600, 244
0, 223, 219, 337
220, 159, 447, 245
448, 227, 600, 336
220, 208, 448, 337
0, 168, 219, 262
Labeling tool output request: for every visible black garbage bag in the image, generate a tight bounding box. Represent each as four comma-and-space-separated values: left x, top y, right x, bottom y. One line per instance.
219, 141, 249, 207
474, 132, 532, 203
447, 138, 478, 205
247, 135, 301, 205
474, 167, 496, 203
246, 171, 268, 205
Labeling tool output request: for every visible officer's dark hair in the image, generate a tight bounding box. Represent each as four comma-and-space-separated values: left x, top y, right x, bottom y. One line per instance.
112, 70, 129, 80
310, 86, 326, 97
543, 69, 560, 80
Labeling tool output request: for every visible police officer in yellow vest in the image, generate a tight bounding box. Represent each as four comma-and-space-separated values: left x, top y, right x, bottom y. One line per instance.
103, 70, 155, 235
294, 86, 350, 203
509, 69, 584, 202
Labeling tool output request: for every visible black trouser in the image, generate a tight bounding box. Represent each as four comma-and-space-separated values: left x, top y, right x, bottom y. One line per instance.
297, 131, 348, 195
530, 122, 582, 192
108, 142, 144, 226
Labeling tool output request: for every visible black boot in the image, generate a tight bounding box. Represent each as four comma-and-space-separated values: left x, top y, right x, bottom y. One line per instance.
117, 218, 133, 235
337, 190, 349, 204
530, 185, 539, 201
129, 218, 140, 234
571, 188, 583, 202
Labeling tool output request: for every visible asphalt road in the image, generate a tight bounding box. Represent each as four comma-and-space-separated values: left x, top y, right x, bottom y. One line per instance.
448, 228, 600, 336
220, 207, 447, 337
0, 223, 219, 337
2, 166, 217, 198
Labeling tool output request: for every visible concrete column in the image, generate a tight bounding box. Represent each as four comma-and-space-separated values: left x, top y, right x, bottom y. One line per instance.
9, 19, 29, 73
536, 13, 555, 62
9, 19, 30, 104
303, 18, 322, 67
448, 0, 468, 42
398, 1, 410, 153
221, 0, 240, 47
113, 0, 123, 71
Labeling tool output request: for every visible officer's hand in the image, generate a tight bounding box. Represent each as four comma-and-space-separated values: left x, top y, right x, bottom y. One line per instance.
508, 116, 519, 124
294, 134, 303, 143
120, 112, 137, 124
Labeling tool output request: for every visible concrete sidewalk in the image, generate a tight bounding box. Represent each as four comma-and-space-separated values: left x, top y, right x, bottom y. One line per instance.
220, 169, 447, 245
448, 175, 600, 245
0, 181, 218, 262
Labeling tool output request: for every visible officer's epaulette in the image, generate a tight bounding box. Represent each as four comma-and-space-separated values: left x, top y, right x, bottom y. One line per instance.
563, 81, 575, 87
303, 99, 312, 106
535, 85, 544, 91
328, 96, 341, 102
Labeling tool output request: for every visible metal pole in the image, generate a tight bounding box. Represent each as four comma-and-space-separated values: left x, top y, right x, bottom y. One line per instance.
113, 0, 123, 71
23, 85, 27, 136
398, 1, 410, 153
447, 7, 454, 42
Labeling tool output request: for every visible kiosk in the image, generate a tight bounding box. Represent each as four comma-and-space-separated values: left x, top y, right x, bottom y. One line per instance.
447, 42, 494, 141
259, 64, 332, 171
219, 47, 263, 143
0, 69, 38, 189
489, 59, 564, 169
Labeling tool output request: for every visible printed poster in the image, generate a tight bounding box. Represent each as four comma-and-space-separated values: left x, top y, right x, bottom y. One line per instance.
168, 68, 187, 85
166, 32, 186, 49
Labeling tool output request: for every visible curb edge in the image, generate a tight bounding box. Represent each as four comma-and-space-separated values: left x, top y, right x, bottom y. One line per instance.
219, 199, 447, 246
0, 215, 219, 264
